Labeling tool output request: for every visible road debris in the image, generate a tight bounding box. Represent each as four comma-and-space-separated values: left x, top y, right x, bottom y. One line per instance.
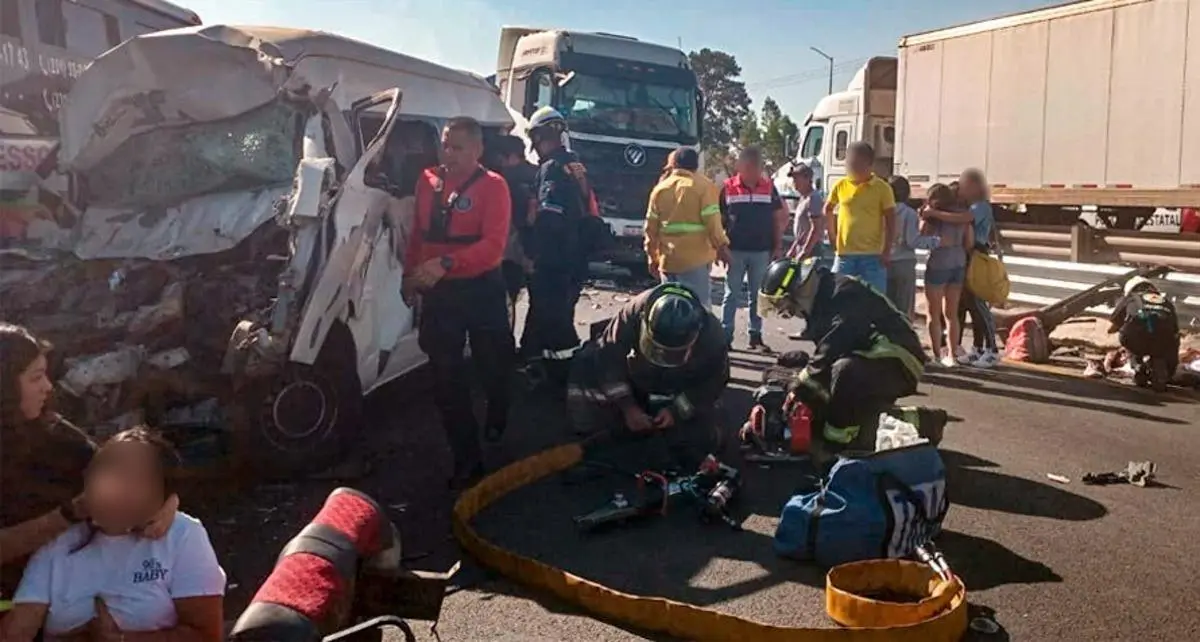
1046, 473, 1071, 484
1082, 461, 1158, 487
1, 226, 285, 439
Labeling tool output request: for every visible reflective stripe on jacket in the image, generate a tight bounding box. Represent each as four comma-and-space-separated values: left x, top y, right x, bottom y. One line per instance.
644, 169, 728, 274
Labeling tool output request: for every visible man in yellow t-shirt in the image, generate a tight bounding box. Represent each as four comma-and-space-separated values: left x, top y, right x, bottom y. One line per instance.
824, 142, 895, 292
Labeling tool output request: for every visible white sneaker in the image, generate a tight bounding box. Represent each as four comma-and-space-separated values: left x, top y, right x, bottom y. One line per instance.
957, 348, 980, 365
939, 351, 957, 368
972, 351, 1001, 369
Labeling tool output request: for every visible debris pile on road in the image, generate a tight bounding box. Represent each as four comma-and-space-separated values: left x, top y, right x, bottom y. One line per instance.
0, 224, 288, 437
1082, 461, 1158, 487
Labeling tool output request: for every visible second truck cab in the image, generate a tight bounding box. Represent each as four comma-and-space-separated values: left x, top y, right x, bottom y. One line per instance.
776, 57, 897, 201
495, 27, 702, 268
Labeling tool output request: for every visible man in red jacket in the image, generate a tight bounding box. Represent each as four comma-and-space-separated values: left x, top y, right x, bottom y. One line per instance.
403, 116, 514, 489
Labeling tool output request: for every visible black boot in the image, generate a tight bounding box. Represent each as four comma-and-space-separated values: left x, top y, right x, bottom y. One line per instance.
748, 333, 773, 354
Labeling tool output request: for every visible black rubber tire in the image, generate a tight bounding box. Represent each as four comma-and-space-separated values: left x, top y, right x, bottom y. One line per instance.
241, 321, 363, 477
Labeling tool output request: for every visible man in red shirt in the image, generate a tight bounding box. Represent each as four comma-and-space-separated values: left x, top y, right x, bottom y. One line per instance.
403, 117, 514, 488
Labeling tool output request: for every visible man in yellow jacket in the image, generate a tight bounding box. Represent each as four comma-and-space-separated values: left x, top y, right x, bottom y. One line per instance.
644, 147, 731, 301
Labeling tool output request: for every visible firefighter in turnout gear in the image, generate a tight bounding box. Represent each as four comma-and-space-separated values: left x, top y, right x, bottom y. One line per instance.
519, 106, 592, 382
757, 259, 928, 462
567, 283, 731, 472
1108, 276, 1181, 392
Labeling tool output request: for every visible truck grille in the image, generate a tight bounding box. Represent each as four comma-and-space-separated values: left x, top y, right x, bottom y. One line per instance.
572, 140, 671, 220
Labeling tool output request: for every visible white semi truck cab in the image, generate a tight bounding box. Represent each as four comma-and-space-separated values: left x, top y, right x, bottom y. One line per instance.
495, 27, 703, 268
775, 57, 897, 202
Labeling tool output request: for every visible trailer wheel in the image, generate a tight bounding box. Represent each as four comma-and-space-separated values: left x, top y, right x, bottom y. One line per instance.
242, 322, 364, 477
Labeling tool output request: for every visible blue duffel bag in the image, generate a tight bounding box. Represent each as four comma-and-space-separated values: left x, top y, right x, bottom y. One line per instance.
774, 443, 949, 568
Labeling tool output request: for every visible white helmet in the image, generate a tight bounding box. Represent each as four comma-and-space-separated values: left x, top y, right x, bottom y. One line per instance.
528, 106, 567, 133
1123, 276, 1156, 296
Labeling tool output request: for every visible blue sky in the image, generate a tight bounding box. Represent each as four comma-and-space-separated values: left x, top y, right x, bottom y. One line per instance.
183, 0, 1062, 120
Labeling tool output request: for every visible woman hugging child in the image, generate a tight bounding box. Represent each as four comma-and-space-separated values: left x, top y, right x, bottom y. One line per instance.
919, 183, 974, 368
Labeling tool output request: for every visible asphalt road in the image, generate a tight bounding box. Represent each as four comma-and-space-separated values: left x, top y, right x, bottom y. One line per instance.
203, 277, 1200, 642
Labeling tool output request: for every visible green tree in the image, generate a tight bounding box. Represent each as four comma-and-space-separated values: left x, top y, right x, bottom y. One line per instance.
688, 48, 752, 159
736, 112, 762, 150
760, 96, 800, 169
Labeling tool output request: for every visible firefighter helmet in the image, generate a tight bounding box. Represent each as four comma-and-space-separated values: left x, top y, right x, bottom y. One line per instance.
527, 106, 568, 144
638, 283, 706, 368
758, 258, 823, 318
1123, 275, 1158, 297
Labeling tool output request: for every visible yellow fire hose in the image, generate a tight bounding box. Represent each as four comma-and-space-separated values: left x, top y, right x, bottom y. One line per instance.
453, 443, 968, 641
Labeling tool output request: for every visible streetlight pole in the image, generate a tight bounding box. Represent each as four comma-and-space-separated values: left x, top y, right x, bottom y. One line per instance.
811, 47, 833, 95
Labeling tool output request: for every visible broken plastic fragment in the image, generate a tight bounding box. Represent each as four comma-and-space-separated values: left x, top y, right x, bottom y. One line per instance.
146, 347, 191, 370
60, 346, 146, 396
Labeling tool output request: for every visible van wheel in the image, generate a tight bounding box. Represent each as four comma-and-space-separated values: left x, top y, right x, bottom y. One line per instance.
242, 322, 363, 477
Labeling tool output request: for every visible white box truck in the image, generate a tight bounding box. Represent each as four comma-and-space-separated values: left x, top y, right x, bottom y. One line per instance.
778, 0, 1200, 229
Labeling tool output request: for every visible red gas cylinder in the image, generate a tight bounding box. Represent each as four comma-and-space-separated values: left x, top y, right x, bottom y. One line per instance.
786, 394, 813, 454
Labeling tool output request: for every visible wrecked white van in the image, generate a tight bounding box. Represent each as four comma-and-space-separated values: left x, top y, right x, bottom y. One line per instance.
5, 25, 513, 474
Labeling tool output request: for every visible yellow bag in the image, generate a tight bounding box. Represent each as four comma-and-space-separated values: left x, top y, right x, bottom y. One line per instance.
966, 250, 1010, 305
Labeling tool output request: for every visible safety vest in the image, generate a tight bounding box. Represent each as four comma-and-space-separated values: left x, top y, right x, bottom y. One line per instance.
721, 175, 779, 252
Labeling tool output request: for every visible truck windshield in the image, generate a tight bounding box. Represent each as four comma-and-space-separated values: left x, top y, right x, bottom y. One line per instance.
556, 73, 698, 142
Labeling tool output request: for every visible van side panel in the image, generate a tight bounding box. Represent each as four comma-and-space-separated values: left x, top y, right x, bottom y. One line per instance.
1184, 0, 1200, 186
1106, 0, 1188, 188
1042, 8, 1113, 187
895, 41, 943, 180
986, 20, 1049, 188
935, 32, 991, 181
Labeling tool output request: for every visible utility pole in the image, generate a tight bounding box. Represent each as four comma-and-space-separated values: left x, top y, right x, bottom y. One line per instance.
810, 47, 833, 95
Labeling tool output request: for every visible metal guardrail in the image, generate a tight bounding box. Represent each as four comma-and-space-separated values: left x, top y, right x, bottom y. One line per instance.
999, 224, 1200, 271
914, 252, 1200, 327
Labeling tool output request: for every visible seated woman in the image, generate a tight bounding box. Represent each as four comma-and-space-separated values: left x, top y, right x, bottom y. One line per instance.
2, 427, 225, 642
1, 324, 177, 597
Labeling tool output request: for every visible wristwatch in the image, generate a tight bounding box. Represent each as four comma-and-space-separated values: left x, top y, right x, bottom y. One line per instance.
440, 256, 455, 271
58, 498, 83, 524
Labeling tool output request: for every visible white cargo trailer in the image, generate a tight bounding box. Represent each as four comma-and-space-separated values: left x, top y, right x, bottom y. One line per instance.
896, 0, 1199, 224
778, 0, 1199, 229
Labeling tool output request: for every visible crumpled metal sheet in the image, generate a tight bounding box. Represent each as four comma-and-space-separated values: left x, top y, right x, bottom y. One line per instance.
58, 26, 300, 173
71, 186, 290, 261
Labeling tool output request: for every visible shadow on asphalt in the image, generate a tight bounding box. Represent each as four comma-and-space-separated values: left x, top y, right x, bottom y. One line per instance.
968, 366, 1180, 407
942, 449, 1107, 521
939, 530, 1063, 591
923, 371, 1189, 425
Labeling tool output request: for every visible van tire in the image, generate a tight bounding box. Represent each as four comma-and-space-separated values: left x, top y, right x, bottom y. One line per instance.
242, 322, 363, 477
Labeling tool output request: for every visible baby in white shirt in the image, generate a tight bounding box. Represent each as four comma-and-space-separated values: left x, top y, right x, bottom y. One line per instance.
2, 428, 226, 642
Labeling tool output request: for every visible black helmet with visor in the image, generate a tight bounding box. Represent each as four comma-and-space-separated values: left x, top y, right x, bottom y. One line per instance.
638, 283, 706, 368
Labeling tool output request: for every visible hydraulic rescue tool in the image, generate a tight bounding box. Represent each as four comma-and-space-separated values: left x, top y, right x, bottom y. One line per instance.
738, 382, 813, 464
573, 455, 742, 532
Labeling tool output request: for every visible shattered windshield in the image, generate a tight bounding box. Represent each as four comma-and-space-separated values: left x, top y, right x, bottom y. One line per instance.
556, 74, 698, 142
84, 101, 306, 209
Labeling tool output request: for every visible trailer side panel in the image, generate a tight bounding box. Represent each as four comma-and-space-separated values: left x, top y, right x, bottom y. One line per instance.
986, 20, 1050, 188
936, 33, 992, 181
895, 41, 943, 181
1182, 0, 1200, 186
1106, 0, 1188, 188
1043, 8, 1114, 188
